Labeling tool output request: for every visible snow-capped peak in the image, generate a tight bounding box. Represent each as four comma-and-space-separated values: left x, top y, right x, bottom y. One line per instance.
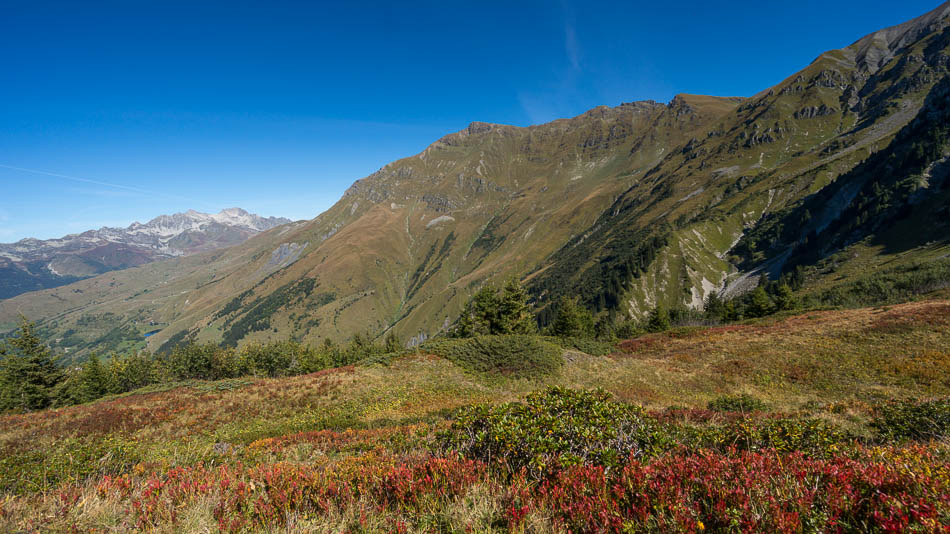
1, 208, 292, 262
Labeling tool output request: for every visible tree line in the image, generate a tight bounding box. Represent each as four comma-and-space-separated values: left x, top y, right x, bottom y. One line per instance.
0, 317, 400, 413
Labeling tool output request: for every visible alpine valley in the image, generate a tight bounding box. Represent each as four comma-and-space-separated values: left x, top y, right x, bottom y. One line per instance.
3, 2, 950, 359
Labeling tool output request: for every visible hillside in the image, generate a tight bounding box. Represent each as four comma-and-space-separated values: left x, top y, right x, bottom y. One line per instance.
2, 3, 950, 358
0, 208, 291, 300
1, 299, 948, 532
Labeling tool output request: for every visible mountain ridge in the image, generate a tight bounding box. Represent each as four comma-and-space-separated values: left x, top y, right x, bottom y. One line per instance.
2, 3, 949, 358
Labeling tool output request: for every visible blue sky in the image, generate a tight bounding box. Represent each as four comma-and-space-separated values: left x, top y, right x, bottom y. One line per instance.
0, 0, 942, 241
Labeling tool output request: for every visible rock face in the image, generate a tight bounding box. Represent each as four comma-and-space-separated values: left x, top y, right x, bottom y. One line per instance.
846, 1, 950, 73
0, 208, 291, 299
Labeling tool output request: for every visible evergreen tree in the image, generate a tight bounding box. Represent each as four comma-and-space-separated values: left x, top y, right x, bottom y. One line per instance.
496, 278, 536, 335
453, 285, 499, 337
646, 305, 672, 333
722, 299, 740, 322
452, 278, 536, 337
704, 293, 727, 321
549, 296, 595, 338
748, 286, 775, 317
56, 354, 112, 405
79, 354, 110, 400
773, 284, 799, 311
593, 315, 614, 340
107, 352, 154, 394
0, 317, 63, 412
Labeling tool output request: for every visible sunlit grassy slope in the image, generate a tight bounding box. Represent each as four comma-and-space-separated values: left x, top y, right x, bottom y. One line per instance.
1, 298, 948, 532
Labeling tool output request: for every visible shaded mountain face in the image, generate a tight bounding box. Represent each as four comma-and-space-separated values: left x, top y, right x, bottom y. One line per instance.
0, 208, 291, 299
2, 3, 949, 359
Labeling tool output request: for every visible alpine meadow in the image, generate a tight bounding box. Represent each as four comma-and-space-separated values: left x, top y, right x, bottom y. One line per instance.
2, 2, 950, 533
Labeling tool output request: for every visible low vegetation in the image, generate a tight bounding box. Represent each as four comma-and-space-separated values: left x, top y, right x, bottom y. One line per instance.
2, 278, 949, 532
0, 296, 948, 532
424, 335, 562, 379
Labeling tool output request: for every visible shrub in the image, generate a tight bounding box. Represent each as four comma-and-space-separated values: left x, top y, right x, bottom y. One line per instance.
550, 336, 614, 356
871, 398, 950, 442
529, 446, 950, 534
237, 340, 308, 377
426, 335, 562, 378
701, 417, 851, 457
707, 393, 768, 413
438, 387, 672, 477
161, 342, 237, 381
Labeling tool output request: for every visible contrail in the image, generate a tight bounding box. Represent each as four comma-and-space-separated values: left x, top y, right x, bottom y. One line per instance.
0, 163, 208, 207
0, 163, 155, 194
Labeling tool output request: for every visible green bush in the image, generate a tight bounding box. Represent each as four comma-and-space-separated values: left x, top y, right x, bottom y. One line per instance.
871, 398, 950, 443
161, 342, 238, 381
549, 336, 614, 356
707, 393, 768, 413
425, 335, 562, 378
700, 417, 850, 457
438, 387, 672, 477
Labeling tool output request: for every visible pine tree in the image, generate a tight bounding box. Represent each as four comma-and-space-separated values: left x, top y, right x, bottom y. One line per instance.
704, 293, 726, 320
452, 278, 536, 337
454, 285, 499, 337
550, 296, 595, 338
647, 305, 672, 332
748, 286, 775, 317
496, 278, 536, 335
773, 284, 798, 311
56, 354, 112, 405
82, 354, 110, 399
107, 352, 153, 394
0, 317, 63, 412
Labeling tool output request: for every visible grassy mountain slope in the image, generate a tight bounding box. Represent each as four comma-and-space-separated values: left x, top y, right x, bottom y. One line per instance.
3, 4, 950, 356
1, 96, 742, 356
529, 2, 950, 317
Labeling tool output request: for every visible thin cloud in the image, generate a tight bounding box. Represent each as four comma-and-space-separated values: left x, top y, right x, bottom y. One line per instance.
561, 0, 581, 71
518, 1, 585, 125
0, 163, 209, 208
565, 23, 580, 71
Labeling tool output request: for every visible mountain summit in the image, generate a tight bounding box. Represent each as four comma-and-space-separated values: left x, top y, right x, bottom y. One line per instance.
0, 208, 291, 299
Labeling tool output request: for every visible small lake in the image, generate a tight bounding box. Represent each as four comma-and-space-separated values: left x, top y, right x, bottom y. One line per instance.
144, 329, 161, 338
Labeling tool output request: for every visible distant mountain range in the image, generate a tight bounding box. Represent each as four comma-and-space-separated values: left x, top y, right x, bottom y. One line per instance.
2, 2, 949, 359
0, 208, 291, 299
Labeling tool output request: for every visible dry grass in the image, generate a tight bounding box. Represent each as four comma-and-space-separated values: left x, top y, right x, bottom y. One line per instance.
1, 300, 949, 532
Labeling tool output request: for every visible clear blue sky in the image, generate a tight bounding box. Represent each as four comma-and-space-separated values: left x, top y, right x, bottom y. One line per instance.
0, 0, 942, 241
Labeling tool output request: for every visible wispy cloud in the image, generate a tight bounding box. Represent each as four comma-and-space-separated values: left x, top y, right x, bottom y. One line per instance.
563, 15, 580, 71
0, 164, 152, 194
517, 1, 584, 125
0, 163, 208, 207
62, 186, 145, 199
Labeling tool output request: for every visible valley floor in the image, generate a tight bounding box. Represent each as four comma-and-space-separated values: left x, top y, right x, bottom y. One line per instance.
1, 299, 949, 532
